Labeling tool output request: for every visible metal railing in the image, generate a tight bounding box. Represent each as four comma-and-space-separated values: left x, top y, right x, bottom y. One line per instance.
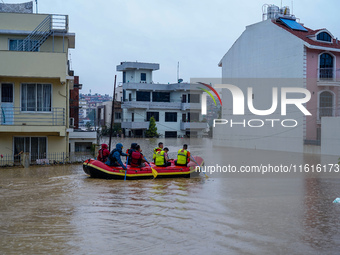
318, 68, 340, 82
15, 14, 68, 52
0, 107, 65, 126
0, 152, 93, 167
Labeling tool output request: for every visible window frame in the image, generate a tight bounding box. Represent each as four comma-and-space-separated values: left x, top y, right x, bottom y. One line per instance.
152, 92, 170, 102
9, 38, 40, 52
316, 31, 332, 42
146, 111, 159, 122
165, 112, 177, 122
1, 83, 14, 103
20, 83, 52, 112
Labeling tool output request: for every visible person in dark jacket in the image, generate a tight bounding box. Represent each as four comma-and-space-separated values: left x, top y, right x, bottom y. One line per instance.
97, 143, 110, 163
107, 143, 128, 169
126, 143, 138, 165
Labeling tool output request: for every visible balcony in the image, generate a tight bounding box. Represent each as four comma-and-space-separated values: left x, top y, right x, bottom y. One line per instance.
0, 50, 67, 82
123, 100, 181, 110
317, 68, 340, 86
121, 119, 149, 129
181, 103, 201, 111
0, 107, 66, 135
180, 121, 208, 130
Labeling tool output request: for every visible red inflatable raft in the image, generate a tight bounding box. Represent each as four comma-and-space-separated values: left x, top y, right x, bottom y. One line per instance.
83, 156, 204, 180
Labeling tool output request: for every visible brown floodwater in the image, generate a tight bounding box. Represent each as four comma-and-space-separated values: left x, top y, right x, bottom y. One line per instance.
1, 138, 340, 254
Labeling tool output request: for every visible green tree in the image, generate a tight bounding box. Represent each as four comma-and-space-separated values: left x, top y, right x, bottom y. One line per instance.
145, 116, 157, 137
85, 121, 92, 131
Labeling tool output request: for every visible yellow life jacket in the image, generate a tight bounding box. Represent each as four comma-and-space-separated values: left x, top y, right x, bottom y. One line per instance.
153, 147, 161, 159
155, 150, 165, 166
177, 149, 188, 165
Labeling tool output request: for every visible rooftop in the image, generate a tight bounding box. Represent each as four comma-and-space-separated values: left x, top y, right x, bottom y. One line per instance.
116, 62, 160, 71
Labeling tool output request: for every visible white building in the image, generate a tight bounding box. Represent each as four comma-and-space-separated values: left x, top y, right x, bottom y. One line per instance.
118, 62, 207, 138
215, 5, 340, 155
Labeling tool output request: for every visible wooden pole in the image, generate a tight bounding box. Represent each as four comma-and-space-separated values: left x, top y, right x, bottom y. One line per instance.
109, 75, 117, 151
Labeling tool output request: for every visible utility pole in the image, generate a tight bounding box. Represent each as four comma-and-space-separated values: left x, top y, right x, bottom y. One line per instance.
109, 75, 117, 151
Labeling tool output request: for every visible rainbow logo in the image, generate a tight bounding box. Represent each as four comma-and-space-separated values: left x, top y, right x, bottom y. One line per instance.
197, 82, 222, 107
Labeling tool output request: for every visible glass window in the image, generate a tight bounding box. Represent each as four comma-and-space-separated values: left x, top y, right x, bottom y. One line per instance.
9, 39, 39, 51
165, 112, 177, 122
123, 72, 126, 83
1, 83, 13, 103
21, 84, 52, 111
319, 53, 333, 79
319, 91, 333, 117
188, 94, 200, 103
317, 32, 332, 42
136, 91, 150, 101
152, 92, 170, 102
14, 137, 47, 162
141, 73, 146, 81
147, 112, 159, 121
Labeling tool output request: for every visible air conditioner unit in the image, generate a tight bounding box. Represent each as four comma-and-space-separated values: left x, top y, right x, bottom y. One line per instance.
69, 117, 75, 127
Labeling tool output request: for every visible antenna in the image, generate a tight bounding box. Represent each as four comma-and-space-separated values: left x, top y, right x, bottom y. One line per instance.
291, 1, 293, 15
177, 61, 179, 82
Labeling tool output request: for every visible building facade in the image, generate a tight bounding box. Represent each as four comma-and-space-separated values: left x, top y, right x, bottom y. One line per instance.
118, 62, 207, 138
0, 10, 75, 164
216, 5, 340, 154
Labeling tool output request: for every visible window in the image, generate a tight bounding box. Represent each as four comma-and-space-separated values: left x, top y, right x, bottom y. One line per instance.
165, 112, 177, 122
182, 94, 187, 103
9, 39, 39, 51
152, 92, 170, 102
136, 91, 150, 101
21, 84, 51, 111
188, 94, 200, 103
317, 32, 332, 42
188, 112, 200, 122
141, 73, 146, 82
165, 131, 177, 138
1, 83, 13, 103
14, 137, 47, 162
123, 72, 126, 83
319, 53, 334, 79
115, 112, 121, 119
319, 91, 333, 117
147, 112, 159, 121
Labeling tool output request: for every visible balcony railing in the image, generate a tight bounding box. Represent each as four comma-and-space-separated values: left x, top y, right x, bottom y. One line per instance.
121, 118, 149, 129
0, 107, 65, 126
317, 68, 340, 85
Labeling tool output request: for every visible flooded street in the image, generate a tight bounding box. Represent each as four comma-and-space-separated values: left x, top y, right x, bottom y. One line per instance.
1, 138, 340, 254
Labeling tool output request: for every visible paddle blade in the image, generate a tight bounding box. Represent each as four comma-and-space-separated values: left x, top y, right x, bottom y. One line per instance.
151, 167, 158, 178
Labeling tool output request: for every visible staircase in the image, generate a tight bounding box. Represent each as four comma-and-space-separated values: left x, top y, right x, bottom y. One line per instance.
16, 14, 68, 52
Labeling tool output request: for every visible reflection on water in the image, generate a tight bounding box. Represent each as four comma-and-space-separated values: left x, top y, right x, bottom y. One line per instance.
1, 138, 340, 254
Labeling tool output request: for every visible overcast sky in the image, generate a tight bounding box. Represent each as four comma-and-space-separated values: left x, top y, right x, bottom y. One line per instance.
3, 0, 340, 95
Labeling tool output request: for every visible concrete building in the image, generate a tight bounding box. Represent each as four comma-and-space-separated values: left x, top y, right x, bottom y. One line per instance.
118, 61, 207, 138
215, 5, 340, 155
0, 8, 75, 164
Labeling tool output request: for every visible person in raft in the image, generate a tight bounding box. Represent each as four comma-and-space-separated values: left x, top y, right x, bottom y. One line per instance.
130, 145, 147, 168
155, 147, 173, 167
97, 143, 110, 163
126, 143, 138, 165
174, 144, 190, 166
107, 143, 128, 169
153, 142, 164, 163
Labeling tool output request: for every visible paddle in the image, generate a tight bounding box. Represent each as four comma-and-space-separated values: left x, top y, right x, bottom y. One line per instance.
144, 156, 158, 178
124, 156, 128, 181
190, 156, 208, 178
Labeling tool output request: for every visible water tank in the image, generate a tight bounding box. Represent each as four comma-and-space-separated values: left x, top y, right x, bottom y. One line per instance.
267, 5, 279, 20
280, 6, 290, 15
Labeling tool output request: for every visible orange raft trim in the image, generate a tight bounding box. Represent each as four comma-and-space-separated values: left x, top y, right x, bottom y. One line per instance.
83, 156, 204, 180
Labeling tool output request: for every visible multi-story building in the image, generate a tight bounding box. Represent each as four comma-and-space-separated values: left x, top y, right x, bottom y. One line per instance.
215, 5, 340, 154
118, 61, 207, 138
0, 6, 75, 164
